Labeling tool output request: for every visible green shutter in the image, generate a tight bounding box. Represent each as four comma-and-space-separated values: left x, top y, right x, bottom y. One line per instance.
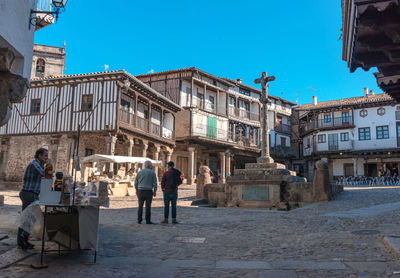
207, 117, 217, 139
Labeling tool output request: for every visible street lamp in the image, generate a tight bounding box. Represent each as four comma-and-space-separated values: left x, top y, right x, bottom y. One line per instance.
30, 0, 69, 29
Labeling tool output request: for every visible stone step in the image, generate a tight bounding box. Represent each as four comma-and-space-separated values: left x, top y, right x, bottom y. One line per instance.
245, 163, 286, 170
234, 168, 292, 176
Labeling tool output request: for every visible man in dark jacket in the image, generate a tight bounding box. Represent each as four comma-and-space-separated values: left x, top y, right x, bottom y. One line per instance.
160, 161, 182, 224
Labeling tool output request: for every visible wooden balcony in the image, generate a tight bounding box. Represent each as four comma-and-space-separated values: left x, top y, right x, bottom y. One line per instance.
300, 116, 354, 135
119, 110, 175, 140
274, 123, 291, 134
228, 106, 259, 121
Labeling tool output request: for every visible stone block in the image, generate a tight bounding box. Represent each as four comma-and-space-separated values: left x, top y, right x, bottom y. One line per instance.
244, 162, 286, 170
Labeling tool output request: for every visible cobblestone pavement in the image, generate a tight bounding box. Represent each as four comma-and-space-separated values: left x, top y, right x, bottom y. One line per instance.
2, 185, 400, 277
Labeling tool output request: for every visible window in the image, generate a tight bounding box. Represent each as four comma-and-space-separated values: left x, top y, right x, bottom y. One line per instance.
280, 137, 286, 147
340, 132, 349, 141
30, 99, 41, 114
360, 109, 368, 118
229, 97, 236, 106
318, 134, 326, 143
323, 114, 331, 123
81, 94, 93, 110
306, 138, 311, 148
120, 99, 130, 111
342, 111, 350, 123
35, 59, 45, 76
396, 111, 400, 121
197, 92, 204, 108
377, 107, 385, 116
208, 96, 215, 109
85, 148, 94, 157
239, 88, 250, 96
376, 125, 389, 139
359, 127, 371, 140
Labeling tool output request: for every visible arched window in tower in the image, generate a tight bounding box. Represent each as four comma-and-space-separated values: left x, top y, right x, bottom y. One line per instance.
36, 59, 45, 76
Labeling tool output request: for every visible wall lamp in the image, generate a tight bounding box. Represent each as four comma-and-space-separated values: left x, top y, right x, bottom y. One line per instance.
30, 0, 69, 29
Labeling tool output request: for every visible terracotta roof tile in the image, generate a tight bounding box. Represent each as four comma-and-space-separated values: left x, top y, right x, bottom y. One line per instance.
295, 93, 394, 111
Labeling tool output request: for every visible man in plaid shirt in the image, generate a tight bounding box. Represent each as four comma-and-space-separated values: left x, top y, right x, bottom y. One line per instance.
17, 148, 48, 249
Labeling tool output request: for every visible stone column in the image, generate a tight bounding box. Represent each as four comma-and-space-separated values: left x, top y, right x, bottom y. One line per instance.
141, 142, 148, 170
127, 139, 134, 172
219, 152, 226, 184
353, 158, 358, 177
106, 135, 117, 176
166, 151, 172, 163
187, 147, 196, 185
225, 150, 231, 177
153, 145, 161, 177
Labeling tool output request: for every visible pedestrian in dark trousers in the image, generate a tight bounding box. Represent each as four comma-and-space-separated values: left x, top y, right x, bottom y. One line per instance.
135, 160, 158, 224
18, 148, 48, 249
160, 161, 182, 224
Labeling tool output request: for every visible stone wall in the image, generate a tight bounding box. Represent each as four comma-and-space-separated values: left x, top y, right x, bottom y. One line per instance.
0, 133, 110, 182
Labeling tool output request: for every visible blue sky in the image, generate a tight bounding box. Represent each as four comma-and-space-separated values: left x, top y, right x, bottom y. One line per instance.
34, 0, 382, 105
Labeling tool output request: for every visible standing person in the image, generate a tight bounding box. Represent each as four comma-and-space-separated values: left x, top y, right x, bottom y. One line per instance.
17, 148, 48, 249
134, 160, 157, 224
160, 161, 182, 224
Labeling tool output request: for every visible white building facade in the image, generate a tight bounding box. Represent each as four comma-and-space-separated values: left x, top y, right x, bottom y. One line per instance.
295, 89, 398, 181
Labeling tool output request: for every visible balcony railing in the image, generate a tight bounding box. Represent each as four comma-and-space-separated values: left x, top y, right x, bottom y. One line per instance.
300, 116, 353, 134
119, 109, 175, 140
120, 110, 136, 127
228, 131, 260, 147
270, 146, 296, 158
275, 123, 291, 134
150, 122, 161, 136
37, 0, 52, 11
228, 106, 259, 121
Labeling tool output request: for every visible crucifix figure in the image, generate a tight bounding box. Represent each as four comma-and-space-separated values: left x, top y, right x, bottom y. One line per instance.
255, 72, 276, 163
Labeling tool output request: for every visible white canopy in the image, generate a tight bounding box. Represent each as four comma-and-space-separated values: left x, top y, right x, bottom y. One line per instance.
81, 154, 162, 165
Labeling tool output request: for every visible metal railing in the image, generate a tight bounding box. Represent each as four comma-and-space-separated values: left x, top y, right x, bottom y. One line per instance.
37, 0, 52, 11
300, 116, 353, 134
275, 123, 291, 134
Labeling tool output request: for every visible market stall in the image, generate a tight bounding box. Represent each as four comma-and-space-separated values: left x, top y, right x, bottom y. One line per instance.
81, 155, 162, 197
21, 178, 109, 268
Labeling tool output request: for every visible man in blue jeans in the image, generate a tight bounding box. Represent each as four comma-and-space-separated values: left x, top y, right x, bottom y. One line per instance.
160, 161, 182, 224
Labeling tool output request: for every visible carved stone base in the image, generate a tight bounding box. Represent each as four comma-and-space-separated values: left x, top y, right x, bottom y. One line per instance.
0, 48, 15, 72
257, 156, 274, 164
0, 97, 11, 126
0, 71, 28, 102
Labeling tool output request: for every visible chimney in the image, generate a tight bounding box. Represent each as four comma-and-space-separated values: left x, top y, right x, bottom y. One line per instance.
312, 95, 318, 105
369, 89, 374, 95
364, 87, 368, 97
236, 78, 242, 83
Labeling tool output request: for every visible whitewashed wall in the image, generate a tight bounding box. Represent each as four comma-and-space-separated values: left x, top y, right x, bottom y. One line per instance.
0, 0, 37, 79
0, 80, 118, 135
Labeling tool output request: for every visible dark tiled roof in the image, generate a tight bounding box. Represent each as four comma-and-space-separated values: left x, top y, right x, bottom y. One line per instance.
295, 93, 394, 111
136, 67, 235, 87
30, 70, 181, 111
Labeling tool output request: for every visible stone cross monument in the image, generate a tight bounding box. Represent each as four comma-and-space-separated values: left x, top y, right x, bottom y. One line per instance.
254, 72, 275, 163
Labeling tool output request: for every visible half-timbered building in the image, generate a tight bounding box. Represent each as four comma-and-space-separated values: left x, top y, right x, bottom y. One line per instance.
0, 70, 180, 181
136, 68, 296, 184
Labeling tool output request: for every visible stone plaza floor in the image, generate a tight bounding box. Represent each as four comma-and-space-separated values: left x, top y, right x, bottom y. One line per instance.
2, 184, 400, 277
